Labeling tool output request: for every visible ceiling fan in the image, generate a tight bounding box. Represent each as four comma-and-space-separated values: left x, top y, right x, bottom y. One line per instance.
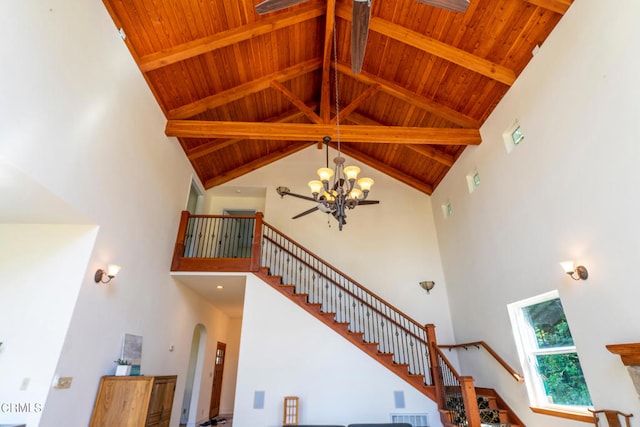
276, 185, 380, 226
255, 0, 470, 73
275, 135, 379, 230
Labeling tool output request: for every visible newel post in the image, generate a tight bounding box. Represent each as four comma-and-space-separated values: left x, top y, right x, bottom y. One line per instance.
460, 376, 481, 427
171, 210, 190, 271
425, 324, 445, 408
250, 212, 264, 272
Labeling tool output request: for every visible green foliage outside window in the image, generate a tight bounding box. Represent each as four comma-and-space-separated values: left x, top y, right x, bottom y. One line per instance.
536, 353, 592, 406
522, 298, 573, 348
521, 297, 592, 407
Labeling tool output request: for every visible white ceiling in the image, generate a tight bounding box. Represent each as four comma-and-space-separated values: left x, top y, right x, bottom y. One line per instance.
171, 272, 247, 318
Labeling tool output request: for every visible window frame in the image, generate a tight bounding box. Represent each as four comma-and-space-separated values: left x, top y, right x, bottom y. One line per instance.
508, 290, 592, 414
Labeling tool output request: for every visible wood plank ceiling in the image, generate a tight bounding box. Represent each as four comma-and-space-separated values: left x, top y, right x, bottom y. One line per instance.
103, 0, 571, 195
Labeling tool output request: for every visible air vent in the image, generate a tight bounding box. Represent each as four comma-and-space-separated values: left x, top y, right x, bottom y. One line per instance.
391, 413, 429, 427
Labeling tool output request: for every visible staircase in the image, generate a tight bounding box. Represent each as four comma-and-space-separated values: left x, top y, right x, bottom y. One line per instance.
171, 211, 525, 427
255, 266, 436, 399
440, 389, 524, 427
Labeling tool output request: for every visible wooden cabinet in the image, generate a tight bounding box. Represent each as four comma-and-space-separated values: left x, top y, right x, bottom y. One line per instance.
89, 375, 177, 427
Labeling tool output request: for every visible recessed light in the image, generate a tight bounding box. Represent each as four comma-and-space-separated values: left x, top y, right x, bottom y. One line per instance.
217, 285, 224, 289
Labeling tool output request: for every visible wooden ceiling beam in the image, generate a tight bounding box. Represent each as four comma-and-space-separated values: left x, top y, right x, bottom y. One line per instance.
345, 111, 454, 167
188, 138, 243, 161
166, 120, 482, 145
334, 62, 479, 128
138, 3, 325, 72
336, 144, 434, 195
168, 58, 322, 119
406, 145, 454, 167
331, 84, 380, 125
319, 0, 337, 130
341, 110, 380, 126
203, 142, 311, 189
525, 0, 572, 14
372, 18, 516, 86
187, 105, 318, 160
271, 81, 322, 124
335, 4, 516, 86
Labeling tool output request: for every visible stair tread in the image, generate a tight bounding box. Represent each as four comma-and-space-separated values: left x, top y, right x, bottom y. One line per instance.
256, 269, 519, 422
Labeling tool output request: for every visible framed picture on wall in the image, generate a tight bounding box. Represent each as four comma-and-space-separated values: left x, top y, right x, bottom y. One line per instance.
121, 333, 142, 375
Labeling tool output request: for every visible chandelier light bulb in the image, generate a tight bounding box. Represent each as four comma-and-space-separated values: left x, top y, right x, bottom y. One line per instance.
343, 165, 360, 181
308, 180, 323, 195
324, 191, 336, 201
317, 167, 334, 182
349, 188, 363, 199
357, 177, 374, 192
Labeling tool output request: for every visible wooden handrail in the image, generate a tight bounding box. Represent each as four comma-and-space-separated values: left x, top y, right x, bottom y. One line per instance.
433, 344, 463, 379
439, 341, 524, 383
262, 233, 428, 343
262, 220, 428, 338
432, 344, 481, 427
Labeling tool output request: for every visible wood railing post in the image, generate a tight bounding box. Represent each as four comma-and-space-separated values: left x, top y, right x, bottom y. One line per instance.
171, 210, 190, 271
460, 376, 481, 427
425, 324, 445, 408
250, 212, 264, 272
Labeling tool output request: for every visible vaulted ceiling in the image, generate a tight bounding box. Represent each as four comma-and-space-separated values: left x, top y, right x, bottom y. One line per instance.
103, 0, 571, 195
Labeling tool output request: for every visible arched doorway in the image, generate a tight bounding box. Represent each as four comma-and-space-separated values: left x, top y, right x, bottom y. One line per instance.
180, 324, 207, 427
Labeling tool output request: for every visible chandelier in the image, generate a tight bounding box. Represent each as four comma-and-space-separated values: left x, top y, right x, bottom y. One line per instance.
307, 137, 374, 231
306, 17, 375, 230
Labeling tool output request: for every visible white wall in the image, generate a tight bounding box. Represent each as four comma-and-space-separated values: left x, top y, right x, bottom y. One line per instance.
220, 318, 242, 415
0, 224, 97, 426
209, 147, 456, 344
235, 275, 440, 427
0, 1, 232, 426
431, 0, 640, 425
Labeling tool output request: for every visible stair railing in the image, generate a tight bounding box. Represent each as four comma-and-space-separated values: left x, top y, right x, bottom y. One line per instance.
171, 211, 263, 272
432, 344, 482, 427
439, 341, 525, 383
172, 212, 488, 423
260, 221, 432, 384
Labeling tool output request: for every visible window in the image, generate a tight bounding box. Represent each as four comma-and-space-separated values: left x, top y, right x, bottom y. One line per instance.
441, 202, 453, 219
503, 119, 524, 153
511, 125, 524, 146
508, 291, 592, 411
466, 169, 481, 194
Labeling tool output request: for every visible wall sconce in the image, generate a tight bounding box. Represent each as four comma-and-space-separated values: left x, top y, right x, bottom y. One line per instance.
94, 264, 121, 284
560, 260, 588, 281
419, 281, 435, 294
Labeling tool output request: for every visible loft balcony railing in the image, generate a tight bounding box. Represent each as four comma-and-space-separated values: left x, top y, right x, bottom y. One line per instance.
171, 211, 483, 425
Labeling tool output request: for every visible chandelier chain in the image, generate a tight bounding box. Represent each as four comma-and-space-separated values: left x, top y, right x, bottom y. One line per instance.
333, 15, 341, 156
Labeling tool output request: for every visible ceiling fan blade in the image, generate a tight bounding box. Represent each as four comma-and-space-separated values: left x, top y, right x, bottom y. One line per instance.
255, 0, 310, 15
414, 0, 469, 13
292, 206, 320, 219
358, 200, 380, 205
351, 0, 371, 74
276, 186, 317, 202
